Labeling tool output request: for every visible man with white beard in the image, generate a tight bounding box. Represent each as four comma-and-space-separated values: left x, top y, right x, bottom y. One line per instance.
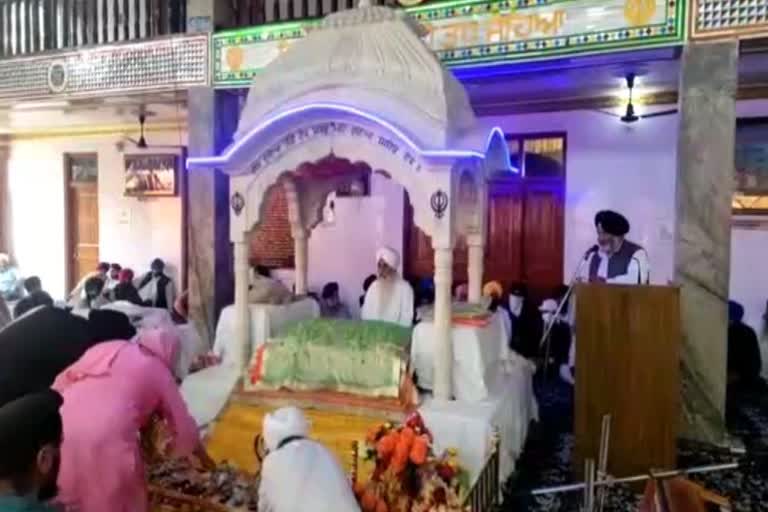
361, 247, 414, 327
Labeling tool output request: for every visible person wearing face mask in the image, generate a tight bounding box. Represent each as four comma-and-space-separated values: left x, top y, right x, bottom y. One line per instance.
539, 299, 573, 384
361, 247, 414, 327
137, 258, 176, 312
582, 210, 650, 285
0, 390, 64, 512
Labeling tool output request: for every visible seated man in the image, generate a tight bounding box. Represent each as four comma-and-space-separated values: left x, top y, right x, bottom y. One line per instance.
112, 269, 143, 306
539, 298, 574, 385
68, 262, 110, 305
728, 300, 763, 389
76, 276, 108, 310
320, 282, 351, 319
361, 247, 414, 327
0, 390, 64, 511
0, 253, 22, 301
13, 277, 54, 318
248, 265, 293, 305
259, 407, 360, 512
137, 258, 176, 312
106, 263, 122, 291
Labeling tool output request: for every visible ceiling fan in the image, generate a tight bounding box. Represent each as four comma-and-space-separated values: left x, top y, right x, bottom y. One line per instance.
118, 107, 180, 151
597, 73, 677, 123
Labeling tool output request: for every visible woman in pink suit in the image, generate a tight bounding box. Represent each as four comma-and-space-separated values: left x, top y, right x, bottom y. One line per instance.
53, 328, 212, 512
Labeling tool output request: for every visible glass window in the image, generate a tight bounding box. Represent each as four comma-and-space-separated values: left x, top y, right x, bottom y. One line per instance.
523, 137, 565, 178
734, 120, 768, 214
69, 155, 98, 183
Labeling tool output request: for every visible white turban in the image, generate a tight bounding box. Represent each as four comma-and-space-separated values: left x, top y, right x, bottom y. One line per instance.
263, 406, 310, 452
376, 247, 400, 270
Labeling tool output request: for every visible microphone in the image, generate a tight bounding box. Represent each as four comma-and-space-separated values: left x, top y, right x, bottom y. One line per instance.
584, 244, 599, 260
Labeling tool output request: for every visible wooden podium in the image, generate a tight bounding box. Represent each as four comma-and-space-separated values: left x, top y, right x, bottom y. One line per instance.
574, 284, 681, 478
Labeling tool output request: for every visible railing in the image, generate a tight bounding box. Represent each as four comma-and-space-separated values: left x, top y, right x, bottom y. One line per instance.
0, 0, 186, 58
225, 0, 391, 26
464, 432, 501, 512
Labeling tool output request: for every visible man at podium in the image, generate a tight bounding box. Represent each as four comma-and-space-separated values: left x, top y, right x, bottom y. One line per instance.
582, 210, 650, 285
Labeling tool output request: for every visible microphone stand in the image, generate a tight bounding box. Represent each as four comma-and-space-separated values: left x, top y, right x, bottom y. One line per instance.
540, 254, 591, 381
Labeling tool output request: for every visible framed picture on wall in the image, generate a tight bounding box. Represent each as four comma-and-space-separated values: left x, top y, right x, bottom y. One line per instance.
124, 154, 178, 197
734, 118, 768, 214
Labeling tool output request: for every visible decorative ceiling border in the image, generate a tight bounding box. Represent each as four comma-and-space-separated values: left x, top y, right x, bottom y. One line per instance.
212, 0, 687, 88
691, 0, 768, 40
0, 34, 209, 104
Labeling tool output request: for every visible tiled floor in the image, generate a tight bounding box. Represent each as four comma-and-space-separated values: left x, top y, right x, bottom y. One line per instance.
503, 379, 768, 511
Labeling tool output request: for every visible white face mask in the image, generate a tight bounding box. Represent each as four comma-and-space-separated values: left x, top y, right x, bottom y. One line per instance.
508, 295, 523, 316
541, 312, 555, 324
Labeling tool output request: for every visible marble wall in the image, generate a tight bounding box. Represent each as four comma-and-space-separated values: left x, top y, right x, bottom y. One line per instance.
675, 40, 739, 443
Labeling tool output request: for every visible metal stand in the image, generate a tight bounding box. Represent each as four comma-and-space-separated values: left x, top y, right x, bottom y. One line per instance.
540, 258, 586, 378
596, 415, 611, 512
529, 461, 740, 497
582, 458, 595, 512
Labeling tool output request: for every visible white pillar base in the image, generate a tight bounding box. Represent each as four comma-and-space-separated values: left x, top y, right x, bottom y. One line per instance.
467, 243, 484, 304
293, 230, 308, 295
433, 247, 454, 400
234, 240, 252, 372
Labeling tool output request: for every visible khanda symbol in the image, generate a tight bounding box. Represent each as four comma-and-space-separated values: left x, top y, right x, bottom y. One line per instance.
623, 0, 656, 27
430, 190, 449, 219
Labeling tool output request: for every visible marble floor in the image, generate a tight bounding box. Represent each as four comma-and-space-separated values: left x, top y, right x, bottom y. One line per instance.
502, 379, 768, 511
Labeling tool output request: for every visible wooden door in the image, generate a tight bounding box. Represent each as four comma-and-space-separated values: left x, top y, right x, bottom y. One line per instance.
521, 179, 565, 302
484, 177, 524, 287
65, 154, 99, 292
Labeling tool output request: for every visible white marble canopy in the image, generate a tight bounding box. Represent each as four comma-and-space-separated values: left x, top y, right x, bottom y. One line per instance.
187, 0, 516, 400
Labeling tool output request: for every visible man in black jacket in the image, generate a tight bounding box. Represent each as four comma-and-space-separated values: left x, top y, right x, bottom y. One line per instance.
0, 307, 136, 406
13, 276, 54, 319
137, 258, 176, 312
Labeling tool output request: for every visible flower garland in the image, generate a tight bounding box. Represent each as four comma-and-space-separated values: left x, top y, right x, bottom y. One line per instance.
354, 412, 470, 512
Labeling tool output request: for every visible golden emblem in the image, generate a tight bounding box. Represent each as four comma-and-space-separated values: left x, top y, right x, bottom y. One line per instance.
623, 0, 656, 26
226, 47, 244, 72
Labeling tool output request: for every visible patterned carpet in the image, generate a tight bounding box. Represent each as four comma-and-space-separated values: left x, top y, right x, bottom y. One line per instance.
502, 379, 768, 511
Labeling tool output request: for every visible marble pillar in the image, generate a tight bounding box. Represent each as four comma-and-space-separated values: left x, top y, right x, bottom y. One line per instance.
185, 0, 238, 348
0, 138, 10, 254
293, 230, 309, 295
233, 240, 252, 370
467, 242, 484, 304
433, 246, 454, 400
675, 40, 738, 443
186, 89, 239, 347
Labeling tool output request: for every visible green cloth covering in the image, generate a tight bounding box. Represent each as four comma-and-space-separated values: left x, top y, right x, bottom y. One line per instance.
418, 301, 491, 323
250, 319, 412, 397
